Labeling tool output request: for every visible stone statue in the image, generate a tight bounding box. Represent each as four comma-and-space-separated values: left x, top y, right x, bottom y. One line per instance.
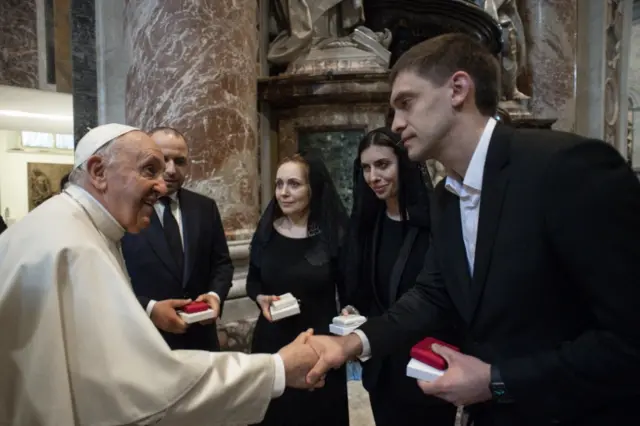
476, 0, 529, 103
268, 0, 392, 75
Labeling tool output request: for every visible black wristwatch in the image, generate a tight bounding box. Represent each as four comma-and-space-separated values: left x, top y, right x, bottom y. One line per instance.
489, 365, 514, 404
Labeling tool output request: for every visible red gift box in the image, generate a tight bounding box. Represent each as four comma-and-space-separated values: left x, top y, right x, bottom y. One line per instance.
410, 337, 460, 370
182, 301, 210, 314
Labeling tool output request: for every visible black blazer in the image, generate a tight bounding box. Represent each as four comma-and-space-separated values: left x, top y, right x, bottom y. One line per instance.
349, 212, 457, 406
0, 215, 6, 235
121, 188, 234, 351
359, 124, 640, 426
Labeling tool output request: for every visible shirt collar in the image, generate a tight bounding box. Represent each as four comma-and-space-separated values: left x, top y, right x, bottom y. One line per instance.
158, 191, 179, 205
64, 184, 125, 242
445, 117, 497, 196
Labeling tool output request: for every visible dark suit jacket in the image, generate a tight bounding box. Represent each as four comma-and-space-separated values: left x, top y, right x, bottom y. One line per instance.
349, 212, 458, 410
121, 188, 234, 351
0, 215, 6, 235
359, 124, 640, 426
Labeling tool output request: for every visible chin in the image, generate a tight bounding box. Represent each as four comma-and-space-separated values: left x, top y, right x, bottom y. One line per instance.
127, 217, 152, 233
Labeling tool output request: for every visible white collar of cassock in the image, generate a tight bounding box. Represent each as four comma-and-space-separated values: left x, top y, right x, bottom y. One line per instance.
64, 184, 125, 242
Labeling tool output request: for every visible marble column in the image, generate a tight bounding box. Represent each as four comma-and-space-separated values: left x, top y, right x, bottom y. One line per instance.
518, 0, 577, 132
574, 0, 633, 157
71, 0, 98, 143
124, 0, 259, 241
0, 0, 39, 89
96, 0, 127, 124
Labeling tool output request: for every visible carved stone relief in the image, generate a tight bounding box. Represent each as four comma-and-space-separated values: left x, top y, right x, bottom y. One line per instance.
604, 0, 625, 146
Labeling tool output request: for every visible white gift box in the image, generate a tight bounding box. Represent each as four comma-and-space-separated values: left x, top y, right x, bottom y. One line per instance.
406, 358, 445, 382
329, 314, 367, 335
270, 293, 301, 321
178, 309, 215, 324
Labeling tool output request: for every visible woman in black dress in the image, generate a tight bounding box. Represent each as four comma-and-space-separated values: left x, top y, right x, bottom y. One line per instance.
341, 127, 458, 426
247, 150, 349, 426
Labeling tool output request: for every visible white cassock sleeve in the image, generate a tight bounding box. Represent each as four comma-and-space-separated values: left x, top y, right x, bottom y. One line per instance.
61, 245, 279, 426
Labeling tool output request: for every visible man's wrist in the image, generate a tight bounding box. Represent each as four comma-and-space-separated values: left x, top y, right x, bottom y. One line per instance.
341, 333, 363, 361
489, 365, 514, 404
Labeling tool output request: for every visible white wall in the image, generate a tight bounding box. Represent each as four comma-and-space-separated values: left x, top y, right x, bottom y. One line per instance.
0, 130, 73, 224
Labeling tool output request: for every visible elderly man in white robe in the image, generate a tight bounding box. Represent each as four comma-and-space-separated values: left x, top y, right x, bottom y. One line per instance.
0, 124, 322, 426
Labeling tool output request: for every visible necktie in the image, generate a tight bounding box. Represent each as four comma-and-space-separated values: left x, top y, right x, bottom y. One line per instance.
160, 196, 184, 274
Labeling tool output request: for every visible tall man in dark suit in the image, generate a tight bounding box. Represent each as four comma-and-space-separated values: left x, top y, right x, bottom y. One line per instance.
122, 127, 234, 351
304, 34, 640, 426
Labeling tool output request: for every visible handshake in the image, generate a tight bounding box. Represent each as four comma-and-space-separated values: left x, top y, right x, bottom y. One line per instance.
276, 329, 364, 389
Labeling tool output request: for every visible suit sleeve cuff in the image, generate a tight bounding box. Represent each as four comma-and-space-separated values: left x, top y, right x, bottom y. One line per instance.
271, 354, 286, 398
207, 291, 221, 303
352, 329, 371, 361
145, 300, 157, 317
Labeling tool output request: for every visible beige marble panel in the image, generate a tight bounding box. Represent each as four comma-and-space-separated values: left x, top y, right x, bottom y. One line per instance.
124, 0, 259, 240
54, 0, 72, 93
277, 104, 389, 159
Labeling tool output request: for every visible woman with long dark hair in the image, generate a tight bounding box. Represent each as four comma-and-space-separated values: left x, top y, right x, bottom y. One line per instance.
247, 150, 349, 426
341, 127, 458, 426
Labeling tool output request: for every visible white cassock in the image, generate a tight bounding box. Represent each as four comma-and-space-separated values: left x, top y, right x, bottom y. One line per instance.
0, 184, 284, 426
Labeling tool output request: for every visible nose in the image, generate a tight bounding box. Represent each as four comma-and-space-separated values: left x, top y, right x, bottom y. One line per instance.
370, 168, 381, 182
155, 177, 168, 197
165, 160, 175, 175
391, 112, 407, 134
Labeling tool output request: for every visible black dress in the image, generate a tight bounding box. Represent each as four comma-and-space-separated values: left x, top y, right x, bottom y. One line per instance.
247, 228, 349, 426
351, 215, 458, 426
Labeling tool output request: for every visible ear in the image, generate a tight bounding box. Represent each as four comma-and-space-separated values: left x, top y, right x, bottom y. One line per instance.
85, 155, 108, 191
449, 71, 473, 109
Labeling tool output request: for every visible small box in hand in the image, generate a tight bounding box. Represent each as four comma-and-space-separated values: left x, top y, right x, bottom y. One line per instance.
329, 314, 367, 335
406, 337, 459, 382
269, 293, 300, 321
178, 301, 215, 324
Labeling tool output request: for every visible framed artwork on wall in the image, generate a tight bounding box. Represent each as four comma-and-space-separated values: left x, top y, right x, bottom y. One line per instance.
27, 162, 72, 211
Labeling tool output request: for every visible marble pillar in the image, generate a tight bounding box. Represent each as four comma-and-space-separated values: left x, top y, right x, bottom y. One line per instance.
518, 0, 577, 131
0, 0, 39, 89
96, 0, 127, 124
71, 0, 98, 143
54, 0, 72, 93
627, 22, 640, 170
125, 0, 259, 241
575, 0, 633, 157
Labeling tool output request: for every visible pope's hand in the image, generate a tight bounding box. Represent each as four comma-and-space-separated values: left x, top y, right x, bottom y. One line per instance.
278, 329, 325, 389
417, 343, 492, 406
305, 334, 362, 385
150, 299, 190, 334
195, 293, 220, 324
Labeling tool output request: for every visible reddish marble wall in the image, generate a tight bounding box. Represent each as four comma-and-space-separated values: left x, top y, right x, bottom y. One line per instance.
518, 0, 577, 132
0, 0, 39, 89
124, 0, 259, 240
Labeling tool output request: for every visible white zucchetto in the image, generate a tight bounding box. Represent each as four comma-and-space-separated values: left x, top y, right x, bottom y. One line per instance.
74, 123, 140, 169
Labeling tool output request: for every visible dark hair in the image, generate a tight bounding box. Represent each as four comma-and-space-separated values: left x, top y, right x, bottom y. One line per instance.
390, 33, 500, 117
341, 127, 433, 305
148, 126, 187, 141
353, 127, 432, 236
250, 149, 348, 266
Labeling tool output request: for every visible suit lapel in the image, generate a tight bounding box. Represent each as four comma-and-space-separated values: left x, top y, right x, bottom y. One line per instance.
144, 210, 183, 281
179, 191, 199, 286
440, 190, 474, 323
369, 212, 385, 312
468, 125, 512, 323
388, 227, 418, 303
